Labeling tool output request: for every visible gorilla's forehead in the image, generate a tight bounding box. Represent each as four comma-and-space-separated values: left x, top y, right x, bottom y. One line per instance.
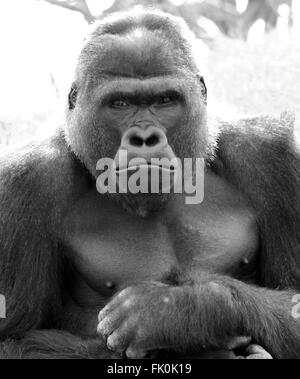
82, 29, 194, 79
90, 75, 192, 100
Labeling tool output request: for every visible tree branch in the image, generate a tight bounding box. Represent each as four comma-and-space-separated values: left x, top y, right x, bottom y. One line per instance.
41, 0, 96, 23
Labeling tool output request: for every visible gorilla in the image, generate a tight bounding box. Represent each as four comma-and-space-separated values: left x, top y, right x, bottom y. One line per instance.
0, 9, 300, 359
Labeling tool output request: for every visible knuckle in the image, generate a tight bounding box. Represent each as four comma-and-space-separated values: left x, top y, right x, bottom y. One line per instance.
126, 347, 147, 359
246, 345, 273, 359
123, 284, 145, 297
98, 306, 111, 321
124, 314, 139, 330
97, 319, 112, 338
119, 287, 131, 296
122, 297, 136, 309
107, 331, 128, 353
98, 310, 105, 322
98, 309, 104, 319
246, 353, 273, 360
119, 286, 136, 299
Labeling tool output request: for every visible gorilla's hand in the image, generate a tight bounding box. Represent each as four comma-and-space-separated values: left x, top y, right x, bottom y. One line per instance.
97, 282, 274, 359
97, 282, 180, 358
239, 344, 273, 359
222, 337, 273, 359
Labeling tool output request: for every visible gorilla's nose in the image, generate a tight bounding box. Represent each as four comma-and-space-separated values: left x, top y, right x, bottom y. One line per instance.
121, 126, 168, 153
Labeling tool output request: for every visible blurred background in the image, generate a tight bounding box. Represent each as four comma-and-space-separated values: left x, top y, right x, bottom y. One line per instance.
0, 0, 299, 146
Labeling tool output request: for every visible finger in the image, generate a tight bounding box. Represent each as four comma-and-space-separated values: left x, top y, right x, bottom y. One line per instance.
125, 336, 167, 359
97, 310, 124, 339
126, 346, 148, 359
245, 345, 273, 359
98, 291, 136, 322
246, 353, 273, 360
225, 336, 252, 350
107, 328, 131, 355
98, 299, 122, 322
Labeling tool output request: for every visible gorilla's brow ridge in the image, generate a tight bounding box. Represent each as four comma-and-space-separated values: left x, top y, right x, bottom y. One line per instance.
100, 89, 184, 106
99, 70, 177, 79
90, 76, 188, 100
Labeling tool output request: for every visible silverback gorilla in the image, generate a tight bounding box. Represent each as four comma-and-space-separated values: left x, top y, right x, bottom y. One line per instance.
0, 9, 300, 359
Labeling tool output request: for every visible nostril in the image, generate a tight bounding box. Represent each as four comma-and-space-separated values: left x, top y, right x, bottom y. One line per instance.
130, 136, 144, 147
145, 135, 160, 147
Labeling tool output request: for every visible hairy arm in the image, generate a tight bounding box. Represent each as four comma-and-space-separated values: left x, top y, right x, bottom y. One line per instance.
0, 330, 118, 359
181, 274, 300, 358
97, 277, 298, 359
0, 133, 116, 359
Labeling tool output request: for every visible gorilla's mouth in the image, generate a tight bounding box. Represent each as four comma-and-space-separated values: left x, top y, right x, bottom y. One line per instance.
111, 160, 179, 195
115, 162, 177, 174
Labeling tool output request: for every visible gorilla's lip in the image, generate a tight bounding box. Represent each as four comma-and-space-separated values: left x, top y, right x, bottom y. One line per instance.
115, 162, 177, 174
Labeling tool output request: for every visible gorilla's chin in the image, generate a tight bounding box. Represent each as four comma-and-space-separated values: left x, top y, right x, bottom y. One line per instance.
111, 192, 172, 218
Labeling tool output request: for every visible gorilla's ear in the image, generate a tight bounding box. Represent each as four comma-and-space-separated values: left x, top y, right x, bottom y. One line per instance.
68, 83, 78, 110
198, 75, 207, 105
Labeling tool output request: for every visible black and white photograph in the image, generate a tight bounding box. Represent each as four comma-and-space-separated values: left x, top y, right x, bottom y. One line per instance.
0, 0, 300, 362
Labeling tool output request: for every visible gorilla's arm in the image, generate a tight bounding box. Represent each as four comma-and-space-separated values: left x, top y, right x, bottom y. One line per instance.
0, 133, 115, 359
203, 114, 300, 357
214, 113, 300, 290
98, 277, 299, 359
0, 331, 116, 359
180, 274, 300, 359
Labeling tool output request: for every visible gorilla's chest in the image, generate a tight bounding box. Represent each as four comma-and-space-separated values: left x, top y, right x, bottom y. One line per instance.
63, 175, 259, 301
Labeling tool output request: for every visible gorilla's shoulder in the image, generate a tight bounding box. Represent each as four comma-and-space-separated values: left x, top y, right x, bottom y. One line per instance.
212, 112, 300, 211
214, 112, 299, 169
0, 130, 71, 180
216, 112, 296, 154
0, 130, 82, 208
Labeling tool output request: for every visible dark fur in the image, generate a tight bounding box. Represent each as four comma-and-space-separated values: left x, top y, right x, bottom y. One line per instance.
0, 10, 300, 359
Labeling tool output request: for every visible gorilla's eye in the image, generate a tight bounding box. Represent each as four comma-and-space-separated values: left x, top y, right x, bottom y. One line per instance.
160, 97, 172, 104
68, 85, 78, 110
157, 96, 176, 106
110, 99, 130, 109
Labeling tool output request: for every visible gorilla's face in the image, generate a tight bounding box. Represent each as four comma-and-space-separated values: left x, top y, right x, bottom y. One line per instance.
65, 27, 207, 215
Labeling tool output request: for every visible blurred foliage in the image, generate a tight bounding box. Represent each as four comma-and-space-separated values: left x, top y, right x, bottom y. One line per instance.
43, 0, 293, 40
0, 113, 55, 147
103, 0, 293, 39
206, 32, 300, 118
